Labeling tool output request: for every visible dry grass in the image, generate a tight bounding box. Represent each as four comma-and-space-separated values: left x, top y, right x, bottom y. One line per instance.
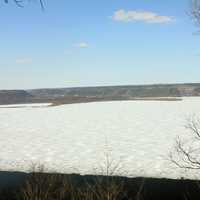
16, 154, 144, 200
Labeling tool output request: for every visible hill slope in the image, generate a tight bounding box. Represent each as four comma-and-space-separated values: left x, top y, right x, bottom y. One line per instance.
0, 90, 33, 105
1, 83, 200, 105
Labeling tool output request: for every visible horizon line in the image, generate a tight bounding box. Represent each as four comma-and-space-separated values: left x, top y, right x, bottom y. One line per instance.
1, 82, 200, 91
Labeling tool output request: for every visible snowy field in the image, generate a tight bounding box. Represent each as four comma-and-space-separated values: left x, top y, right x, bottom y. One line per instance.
0, 97, 200, 179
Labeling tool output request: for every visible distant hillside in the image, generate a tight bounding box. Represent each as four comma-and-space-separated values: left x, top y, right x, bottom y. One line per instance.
28, 83, 200, 98
0, 90, 33, 105
1, 83, 200, 105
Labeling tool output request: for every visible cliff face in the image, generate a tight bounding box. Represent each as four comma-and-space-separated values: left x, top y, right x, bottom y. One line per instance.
0, 90, 33, 105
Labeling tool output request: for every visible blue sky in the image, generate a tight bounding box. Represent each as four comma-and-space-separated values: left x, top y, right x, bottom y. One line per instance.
0, 0, 199, 89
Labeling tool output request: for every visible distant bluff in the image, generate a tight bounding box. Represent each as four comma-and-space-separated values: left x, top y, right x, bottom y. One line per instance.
0, 90, 33, 105
1, 83, 200, 105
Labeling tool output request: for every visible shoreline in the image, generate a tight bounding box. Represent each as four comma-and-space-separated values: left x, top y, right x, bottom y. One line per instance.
50, 97, 182, 107
0, 97, 182, 108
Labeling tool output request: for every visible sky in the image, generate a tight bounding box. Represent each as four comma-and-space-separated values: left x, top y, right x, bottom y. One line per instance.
0, 0, 200, 89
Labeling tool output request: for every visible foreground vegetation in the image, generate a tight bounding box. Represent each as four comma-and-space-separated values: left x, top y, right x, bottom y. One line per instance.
0, 170, 200, 200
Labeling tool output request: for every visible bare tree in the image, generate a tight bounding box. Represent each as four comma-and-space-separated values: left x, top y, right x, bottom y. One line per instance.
3, 0, 44, 9
82, 151, 127, 200
191, 0, 200, 26
170, 0, 200, 173
170, 117, 200, 170
81, 150, 144, 200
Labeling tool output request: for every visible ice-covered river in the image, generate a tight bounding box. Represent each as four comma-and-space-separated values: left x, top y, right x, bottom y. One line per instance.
0, 98, 200, 179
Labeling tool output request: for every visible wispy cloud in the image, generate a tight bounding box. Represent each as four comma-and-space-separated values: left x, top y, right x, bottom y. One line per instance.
75, 42, 89, 48
112, 9, 174, 24
15, 58, 32, 64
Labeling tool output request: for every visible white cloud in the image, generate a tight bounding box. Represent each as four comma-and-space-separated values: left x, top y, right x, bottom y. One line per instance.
16, 58, 32, 64
76, 42, 89, 48
112, 9, 174, 24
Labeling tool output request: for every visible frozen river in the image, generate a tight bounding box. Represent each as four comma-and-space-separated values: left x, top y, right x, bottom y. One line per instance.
0, 98, 200, 179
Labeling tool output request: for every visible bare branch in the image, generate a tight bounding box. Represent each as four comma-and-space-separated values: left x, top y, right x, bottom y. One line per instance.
185, 117, 200, 139
191, 0, 200, 27
4, 0, 45, 9
170, 117, 200, 171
